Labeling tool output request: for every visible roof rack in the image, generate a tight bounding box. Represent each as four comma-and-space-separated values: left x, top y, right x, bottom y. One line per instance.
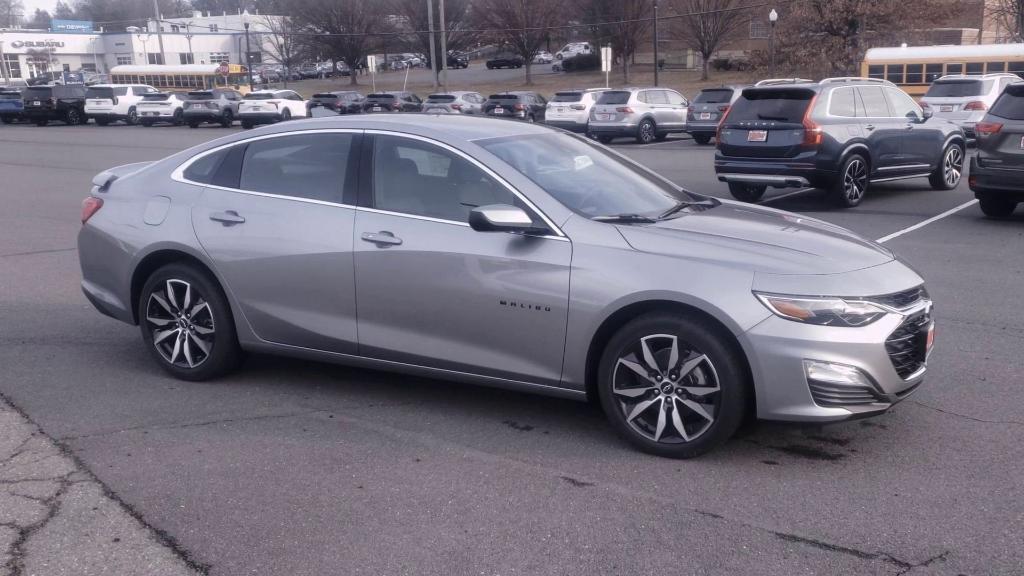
820, 77, 896, 87
754, 78, 814, 86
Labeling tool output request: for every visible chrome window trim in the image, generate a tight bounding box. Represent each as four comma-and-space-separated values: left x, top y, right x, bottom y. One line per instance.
364, 129, 567, 238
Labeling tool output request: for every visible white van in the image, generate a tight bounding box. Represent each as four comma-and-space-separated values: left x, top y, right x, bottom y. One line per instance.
555, 42, 593, 60
84, 84, 158, 125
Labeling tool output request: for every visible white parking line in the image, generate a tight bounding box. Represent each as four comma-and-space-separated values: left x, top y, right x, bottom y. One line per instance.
875, 199, 979, 243
756, 188, 816, 205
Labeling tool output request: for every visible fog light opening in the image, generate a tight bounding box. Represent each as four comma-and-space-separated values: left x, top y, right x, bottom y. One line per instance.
803, 360, 873, 388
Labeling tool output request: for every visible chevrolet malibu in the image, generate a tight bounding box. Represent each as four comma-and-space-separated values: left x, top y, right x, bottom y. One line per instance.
78, 116, 933, 458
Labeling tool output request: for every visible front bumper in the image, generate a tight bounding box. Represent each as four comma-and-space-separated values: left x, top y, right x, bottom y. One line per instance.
970, 156, 1024, 200
741, 291, 932, 422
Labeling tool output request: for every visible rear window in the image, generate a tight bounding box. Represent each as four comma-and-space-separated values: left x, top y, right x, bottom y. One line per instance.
488, 94, 520, 101
86, 87, 114, 99
989, 85, 1024, 120
24, 87, 53, 97
188, 91, 214, 100
552, 92, 583, 103
244, 93, 277, 100
312, 93, 338, 99
695, 89, 734, 104
142, 93, 171, 101
597, 91, 631, 105
728, 88, 815, 123
367, 93, 396, 99
925, 80, 992, 98
427, 94, 456, 102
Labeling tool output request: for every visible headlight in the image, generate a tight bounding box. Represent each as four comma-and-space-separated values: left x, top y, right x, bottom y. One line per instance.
755, 293, 887, 327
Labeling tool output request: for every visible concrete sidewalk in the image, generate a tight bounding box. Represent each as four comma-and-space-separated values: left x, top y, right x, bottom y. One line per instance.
1, 397, 202, 576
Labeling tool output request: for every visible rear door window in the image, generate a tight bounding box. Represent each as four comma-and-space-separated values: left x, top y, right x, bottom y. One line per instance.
239, 133, 357, 203
829, 87, 859, 117
885, 87, 922, 120
727, 88, 815, 123
665, 91, 686, 106
858, 86, 892, 117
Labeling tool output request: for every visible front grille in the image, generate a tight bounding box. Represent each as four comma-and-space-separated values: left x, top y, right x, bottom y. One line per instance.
885, 311, 931, 379
808, 381, 882, 406
871, 286, 928, 310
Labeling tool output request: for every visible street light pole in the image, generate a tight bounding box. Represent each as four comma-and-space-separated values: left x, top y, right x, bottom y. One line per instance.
426, 0, 438, 88
244, 20, 254, 91
0, 41, 8, 84
438, 0, 448, 91
653, 0, 660, 87
151, 0, 165, 64
185, 22, 194, 64
768, 9, 778, 77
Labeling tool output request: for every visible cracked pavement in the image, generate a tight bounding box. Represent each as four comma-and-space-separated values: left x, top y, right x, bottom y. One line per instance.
2, 126, 1023, 575
0, 400, 201, 576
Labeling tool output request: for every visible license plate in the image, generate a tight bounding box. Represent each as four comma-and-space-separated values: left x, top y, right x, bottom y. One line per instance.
373, 106, 382, 112
32, 100, 40, 106
747, 130, 768, 142
495, 107, 504, 114
940, 105, 953, 112
699, 112, 711, 120
556, 107, 565, 113
596, 113, 611, 121
252, 106, 262, 111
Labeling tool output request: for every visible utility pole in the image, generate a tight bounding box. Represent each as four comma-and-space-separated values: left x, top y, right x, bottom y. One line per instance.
185, 22, 194, 64
438, 0, 448, 91
426, 0, 438, 88
244, 17, 254, 91
652, 0, 659, 87
152, 0, 165, 64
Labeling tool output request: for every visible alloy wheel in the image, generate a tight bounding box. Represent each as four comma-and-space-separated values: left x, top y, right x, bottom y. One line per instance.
639, 120, 655, 144
145, 279, 216, 369
943, 146, 963, 187
843, 158, 867, 203
612, 334, 721, 443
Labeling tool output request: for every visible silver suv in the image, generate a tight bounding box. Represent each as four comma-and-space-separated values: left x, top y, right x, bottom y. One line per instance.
921, 74, 1023, 138
422, 91, 485, 114
588, 87, 689, 144
182, 89, 243, 128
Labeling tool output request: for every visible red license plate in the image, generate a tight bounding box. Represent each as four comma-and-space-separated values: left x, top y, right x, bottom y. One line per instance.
747, 130, 768, 142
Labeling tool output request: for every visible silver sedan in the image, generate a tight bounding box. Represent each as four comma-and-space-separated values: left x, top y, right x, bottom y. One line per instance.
77, 115, 933, 458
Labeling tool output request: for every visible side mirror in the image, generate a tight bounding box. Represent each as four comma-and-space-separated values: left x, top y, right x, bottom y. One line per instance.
469, 204, 546, 234
920, 107, 933, 120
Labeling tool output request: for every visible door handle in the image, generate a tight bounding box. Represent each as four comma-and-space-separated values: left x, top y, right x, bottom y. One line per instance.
361, 231, 403, 246
865, 124, 876, 131
209, 210, 245, 226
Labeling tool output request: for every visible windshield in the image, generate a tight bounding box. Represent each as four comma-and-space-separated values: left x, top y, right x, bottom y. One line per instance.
925, 80, 991, 98
695, 89, 733, 104
728, 88, 814, 123
477, 133, 695, 219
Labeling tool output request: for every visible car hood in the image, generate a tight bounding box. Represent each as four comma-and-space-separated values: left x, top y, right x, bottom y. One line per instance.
616, 201, 894, 275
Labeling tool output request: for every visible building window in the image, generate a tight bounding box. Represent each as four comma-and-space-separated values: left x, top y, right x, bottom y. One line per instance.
247, 52, 262, 64
965, 62, 983, 74
179, 53, 195, 64
148, 53, 165, 65
749, 18, 769, 39
1009, 61, 1024, 80
905, 63, 923, 85
209, 24, 218, 32
171, 24, 180, 33
81, 63, 97, 72
115, 54, 133, 66
3, 54, 21, 78
209, 52, 229, 64
886, 64, 904, 84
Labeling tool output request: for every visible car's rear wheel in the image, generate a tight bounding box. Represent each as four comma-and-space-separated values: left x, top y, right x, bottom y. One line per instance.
1, 117, 13, 124
65, 108, 83, 125
727, 182, 766, 202
929, 143, 964, 190
241, 120, 254, 130
173, 109, 184, 126
597, 313, 748, 458
126, 107, 138, 125
831, 153, 869, 208
281, 108, 292, 121
220, 109, 233, 128
636, 119, 656, 144
692, 134, 712, 145
139, 263, 241, 381
94, 117, 109, 126
977, 194, 1017, 218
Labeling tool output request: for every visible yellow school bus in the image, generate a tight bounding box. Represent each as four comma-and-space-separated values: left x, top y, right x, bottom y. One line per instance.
109, 64, 252, 94
862, 43, 1024, 96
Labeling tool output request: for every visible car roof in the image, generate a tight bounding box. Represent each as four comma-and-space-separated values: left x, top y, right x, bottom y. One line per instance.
428, 91, 477, 97
935, 73, 1022, 81
237, 114, 552, 143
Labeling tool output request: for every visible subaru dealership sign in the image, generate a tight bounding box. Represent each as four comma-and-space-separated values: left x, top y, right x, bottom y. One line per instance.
52, 19, 94, 32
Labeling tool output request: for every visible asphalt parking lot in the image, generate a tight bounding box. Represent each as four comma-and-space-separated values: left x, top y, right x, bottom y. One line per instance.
1, 123, 1022, 575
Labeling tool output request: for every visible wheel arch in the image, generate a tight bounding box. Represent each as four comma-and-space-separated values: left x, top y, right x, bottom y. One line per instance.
839, 142, 872, 172
583, 299, 755, 418
130, 247, 222, 325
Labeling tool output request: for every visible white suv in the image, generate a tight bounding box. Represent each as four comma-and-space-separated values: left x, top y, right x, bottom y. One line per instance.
544, 88, 606, 133
138, 92, 187, 126
238, 89, 308, 129
84, 84, 157, 126
922, 73, 1023, 138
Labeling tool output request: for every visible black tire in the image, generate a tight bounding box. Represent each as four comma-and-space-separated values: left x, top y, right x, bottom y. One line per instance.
692, 134, 712, 145
596, 135, 614, 144
220, 109, 233, 128
928, 143, 964, 190
597, 312, 749, 458
1, 117, 13, 124
636, 118, 656, 144
140, 120, 154, 127
94, 117, 109, 126
173, 109, 184, 126
35, 119, 48, 127
241, 120, 254, 130
727, 182, 766, 203
125, 107, 138, 126
977, 194, 1017, 218
65, 108, 83, 126
138, 263, 241, 381
831, 153, 869, 208
188, 121, 200, 129
281, 108, 291, 121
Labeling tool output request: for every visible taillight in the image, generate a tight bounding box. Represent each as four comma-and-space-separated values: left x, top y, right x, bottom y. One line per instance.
717, 104, 730, 112
81, 197, 103, 224
451, 103, 462, 110
801, 95, 822, 148
716, 106, 732, 144
686, 109, 695, 120
920, 101, 931, 109
975, 121, 1003, 136
513, 103, 525, 111
963, 101, 988, 111
569, 104, 585, 110
616, 106, 634, 113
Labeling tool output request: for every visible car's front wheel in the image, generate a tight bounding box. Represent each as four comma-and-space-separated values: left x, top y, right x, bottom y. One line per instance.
636, 119, 656, 144
929, 143, 964, 190
126, 107, 138, 125
65, 108, 83, 125
138, 263, 241, 381
597, 313, 748, 458
727, 182, 766, 202
831, 153, 869, 207
692, 134, 712, 145
220, 109, 233, 128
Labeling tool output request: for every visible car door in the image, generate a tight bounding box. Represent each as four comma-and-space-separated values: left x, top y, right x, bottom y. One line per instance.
664, 89, 689, 130
190, 130, 363, 354
856, 85, 905, 173
353, 133, 572, 386
885, 86, 944, 171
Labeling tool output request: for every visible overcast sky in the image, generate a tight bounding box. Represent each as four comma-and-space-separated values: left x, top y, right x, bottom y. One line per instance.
21, 0, 62, 18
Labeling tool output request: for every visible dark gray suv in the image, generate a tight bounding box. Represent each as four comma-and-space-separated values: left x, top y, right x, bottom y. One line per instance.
715, 78, 966, 207
969, 83, 1024, 218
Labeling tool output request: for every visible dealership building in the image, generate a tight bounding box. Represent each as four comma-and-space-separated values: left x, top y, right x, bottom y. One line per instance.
0, 12, 279, 82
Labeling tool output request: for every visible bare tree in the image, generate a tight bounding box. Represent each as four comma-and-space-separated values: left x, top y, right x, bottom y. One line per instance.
260, 15, 306, 83
989, 0, 1024, 42
0, 0, 24, 27
291, 0, 387, 85
578, 0, 653, 83
671, 0, 749, 80
472, 0, 563, 85
389, 0, 478, 69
